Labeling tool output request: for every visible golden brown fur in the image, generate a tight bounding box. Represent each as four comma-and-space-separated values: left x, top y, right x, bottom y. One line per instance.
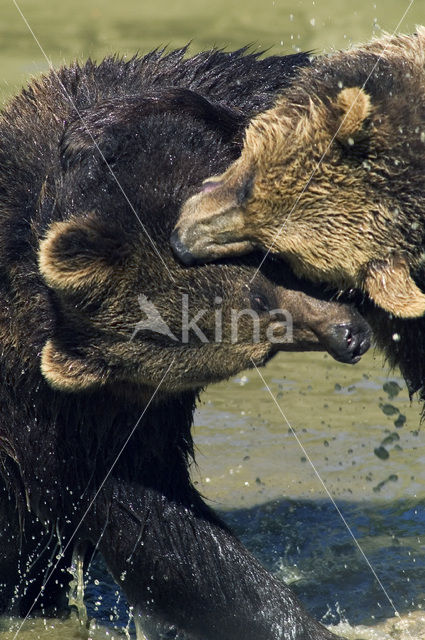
173, 28, 425, 318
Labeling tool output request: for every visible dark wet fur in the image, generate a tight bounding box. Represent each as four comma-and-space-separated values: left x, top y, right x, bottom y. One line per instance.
0, 47, 346, 639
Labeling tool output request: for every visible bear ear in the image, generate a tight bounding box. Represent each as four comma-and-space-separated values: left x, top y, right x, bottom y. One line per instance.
39, 212, 132, 291
364, 256, 425, 318
334, 87, 372, 143
41, 339, 108, 391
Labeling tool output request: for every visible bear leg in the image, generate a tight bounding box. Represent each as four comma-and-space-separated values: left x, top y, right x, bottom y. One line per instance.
82, 479, 342, 640
364, 256, 425, 318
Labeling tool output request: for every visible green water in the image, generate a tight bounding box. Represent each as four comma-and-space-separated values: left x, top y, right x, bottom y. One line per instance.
1, 0, 425, 638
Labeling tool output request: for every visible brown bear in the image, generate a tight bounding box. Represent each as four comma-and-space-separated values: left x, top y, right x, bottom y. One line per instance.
0, 47, 371, 639
171, 28, 425, 320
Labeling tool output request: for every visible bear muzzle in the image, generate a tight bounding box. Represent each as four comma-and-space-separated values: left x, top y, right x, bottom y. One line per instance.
171, 183, 255, 265
322, 320, 371, 364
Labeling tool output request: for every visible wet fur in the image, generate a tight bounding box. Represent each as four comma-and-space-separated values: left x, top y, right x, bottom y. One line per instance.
0, 48, 345, 639
173, 30, 425, 403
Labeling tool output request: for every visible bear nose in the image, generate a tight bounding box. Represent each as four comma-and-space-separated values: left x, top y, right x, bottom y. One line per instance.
325, 321, 371, 364
170, 230, 197, 266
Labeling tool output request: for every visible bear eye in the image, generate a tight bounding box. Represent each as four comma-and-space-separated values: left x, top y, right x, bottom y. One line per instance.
250, 292, 271, 313
236, 172, 255, 205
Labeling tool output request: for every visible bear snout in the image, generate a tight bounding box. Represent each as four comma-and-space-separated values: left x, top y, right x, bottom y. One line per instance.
170, 229, 198, 266
325, 320, 371, 364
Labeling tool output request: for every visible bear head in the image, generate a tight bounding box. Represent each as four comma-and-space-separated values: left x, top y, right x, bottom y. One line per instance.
172, 29, 425, 319
27, 93, 371, 396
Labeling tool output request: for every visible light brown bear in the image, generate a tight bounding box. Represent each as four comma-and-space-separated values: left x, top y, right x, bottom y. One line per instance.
171, 28, 425, 318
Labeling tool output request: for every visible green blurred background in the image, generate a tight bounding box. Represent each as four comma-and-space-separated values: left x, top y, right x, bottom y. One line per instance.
1, 0, 423, 103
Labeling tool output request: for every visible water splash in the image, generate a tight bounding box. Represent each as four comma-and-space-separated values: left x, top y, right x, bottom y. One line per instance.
68, 544, 89, 633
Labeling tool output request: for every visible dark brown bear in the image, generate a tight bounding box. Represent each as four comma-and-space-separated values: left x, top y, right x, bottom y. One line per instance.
172, 29, 425, 320
0, 47, 369, 639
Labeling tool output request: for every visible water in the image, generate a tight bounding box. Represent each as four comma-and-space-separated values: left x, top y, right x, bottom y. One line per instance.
194, 351, 425, 637
1, 0, 425, 638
